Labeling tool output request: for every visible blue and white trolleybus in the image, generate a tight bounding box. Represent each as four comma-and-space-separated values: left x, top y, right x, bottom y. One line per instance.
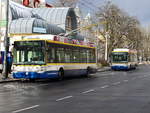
111, 48, 138, 70
12, 35, 97, 80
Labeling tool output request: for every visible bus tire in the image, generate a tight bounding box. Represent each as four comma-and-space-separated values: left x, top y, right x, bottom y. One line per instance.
29, 79, 35, 82
58, 68, 64, 80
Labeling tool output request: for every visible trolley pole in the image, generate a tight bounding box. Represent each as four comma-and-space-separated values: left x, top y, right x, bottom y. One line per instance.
2, 0, 9, 79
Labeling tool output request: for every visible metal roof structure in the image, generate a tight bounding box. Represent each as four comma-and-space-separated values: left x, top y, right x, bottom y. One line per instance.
9, 18, 65, 34
32, 8, 77, 31
9, 1, 32, 20
9, 1, 77, 35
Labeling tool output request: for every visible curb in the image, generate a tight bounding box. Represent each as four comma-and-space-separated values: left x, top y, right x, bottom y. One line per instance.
0, 79, 19, 83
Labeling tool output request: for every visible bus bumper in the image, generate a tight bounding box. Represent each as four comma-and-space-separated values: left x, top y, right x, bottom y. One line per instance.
12, 71, 59, 79
111, 65, 129, 70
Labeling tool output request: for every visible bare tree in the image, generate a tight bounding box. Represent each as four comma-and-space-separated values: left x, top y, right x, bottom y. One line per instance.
96, 1, 143, 58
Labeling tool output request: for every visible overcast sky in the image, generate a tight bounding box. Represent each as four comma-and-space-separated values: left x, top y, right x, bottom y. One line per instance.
43, 0, 150, 27
79, 0, 150, 27
112, 0, 150, 27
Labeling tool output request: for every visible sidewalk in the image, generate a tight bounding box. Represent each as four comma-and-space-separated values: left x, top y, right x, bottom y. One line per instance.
0, 73, 18, 83
97, 66, 111, 72
139, 61, 150, 65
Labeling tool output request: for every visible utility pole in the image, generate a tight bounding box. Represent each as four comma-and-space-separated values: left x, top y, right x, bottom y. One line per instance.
96, 29, 99, 64
2, 0, 9, 79
104, 35, 108, 61
104, 32, 110, 61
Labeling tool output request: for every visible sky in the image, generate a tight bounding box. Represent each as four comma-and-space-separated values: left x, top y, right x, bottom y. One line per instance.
112, 0, 150, 27
42, 0, 150, 27
79, 0, 150, 27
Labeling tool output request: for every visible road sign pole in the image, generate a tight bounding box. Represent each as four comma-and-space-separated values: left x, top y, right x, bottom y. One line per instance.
2, 0, 9, 79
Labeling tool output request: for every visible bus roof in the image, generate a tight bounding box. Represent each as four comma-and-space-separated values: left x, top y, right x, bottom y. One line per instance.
15, 39, 96, 49
112, 48, 129, 52
112, 48, 137, 53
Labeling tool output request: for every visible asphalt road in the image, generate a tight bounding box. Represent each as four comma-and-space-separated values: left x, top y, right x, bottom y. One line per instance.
1, 65, 150, 113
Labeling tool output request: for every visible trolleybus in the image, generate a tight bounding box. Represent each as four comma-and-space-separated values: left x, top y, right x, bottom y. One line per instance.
12, 35, 97, 80
111, 48, 138, 70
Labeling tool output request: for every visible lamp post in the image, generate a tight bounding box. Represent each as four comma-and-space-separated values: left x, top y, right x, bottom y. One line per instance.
2, 0, 9, 79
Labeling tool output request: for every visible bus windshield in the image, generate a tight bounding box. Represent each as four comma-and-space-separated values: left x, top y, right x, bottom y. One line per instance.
112, 52, 128, 63
14, 41, 45, 65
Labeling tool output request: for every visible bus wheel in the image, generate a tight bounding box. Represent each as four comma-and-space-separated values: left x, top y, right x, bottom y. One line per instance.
29, 79, 35, 82
58, 69, 64, 80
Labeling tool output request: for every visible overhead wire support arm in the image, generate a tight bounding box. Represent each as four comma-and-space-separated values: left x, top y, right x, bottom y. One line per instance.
63, 21, 106, 37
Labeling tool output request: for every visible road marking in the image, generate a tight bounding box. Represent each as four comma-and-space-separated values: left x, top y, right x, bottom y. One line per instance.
132, 77, 137, 80
82, 89, 95, 94
36, 84, 50, 87
123, 80, 128, 82
56, 96, 73, 101
143, 75, 148, 77
90, 74, 95, 76
12, 105, 39, 113
101, 85, 109, 88
112, 82, 121, 85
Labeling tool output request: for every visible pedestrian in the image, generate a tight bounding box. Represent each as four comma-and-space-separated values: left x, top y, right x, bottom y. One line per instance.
7, 52, 13, 73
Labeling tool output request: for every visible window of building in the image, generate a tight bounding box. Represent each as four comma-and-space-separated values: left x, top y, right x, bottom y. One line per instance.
66, 16, 72, 31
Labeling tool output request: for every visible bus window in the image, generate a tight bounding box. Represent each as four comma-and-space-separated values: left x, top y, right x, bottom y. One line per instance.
90, 49, 96, 63
87, 50, 90, 63
56, 48, 65, 63
72, 49, 80, 63
47, 48, 55, 63
65, 49, 71, 63
80, 49, 87, 63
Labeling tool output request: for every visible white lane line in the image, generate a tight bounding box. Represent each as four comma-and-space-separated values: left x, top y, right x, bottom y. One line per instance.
82, 89, 95, 94
123, 80, 128, 82
56, 96, 73, 101
143, 75, 148, 77
138, 76, 144, 78
90, 74, 95, 76
36, 84, 49, 87
132, 77, 137, 80
112, 82, 121, 85
12, 105, 39, 113
101, 85, 109, 89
